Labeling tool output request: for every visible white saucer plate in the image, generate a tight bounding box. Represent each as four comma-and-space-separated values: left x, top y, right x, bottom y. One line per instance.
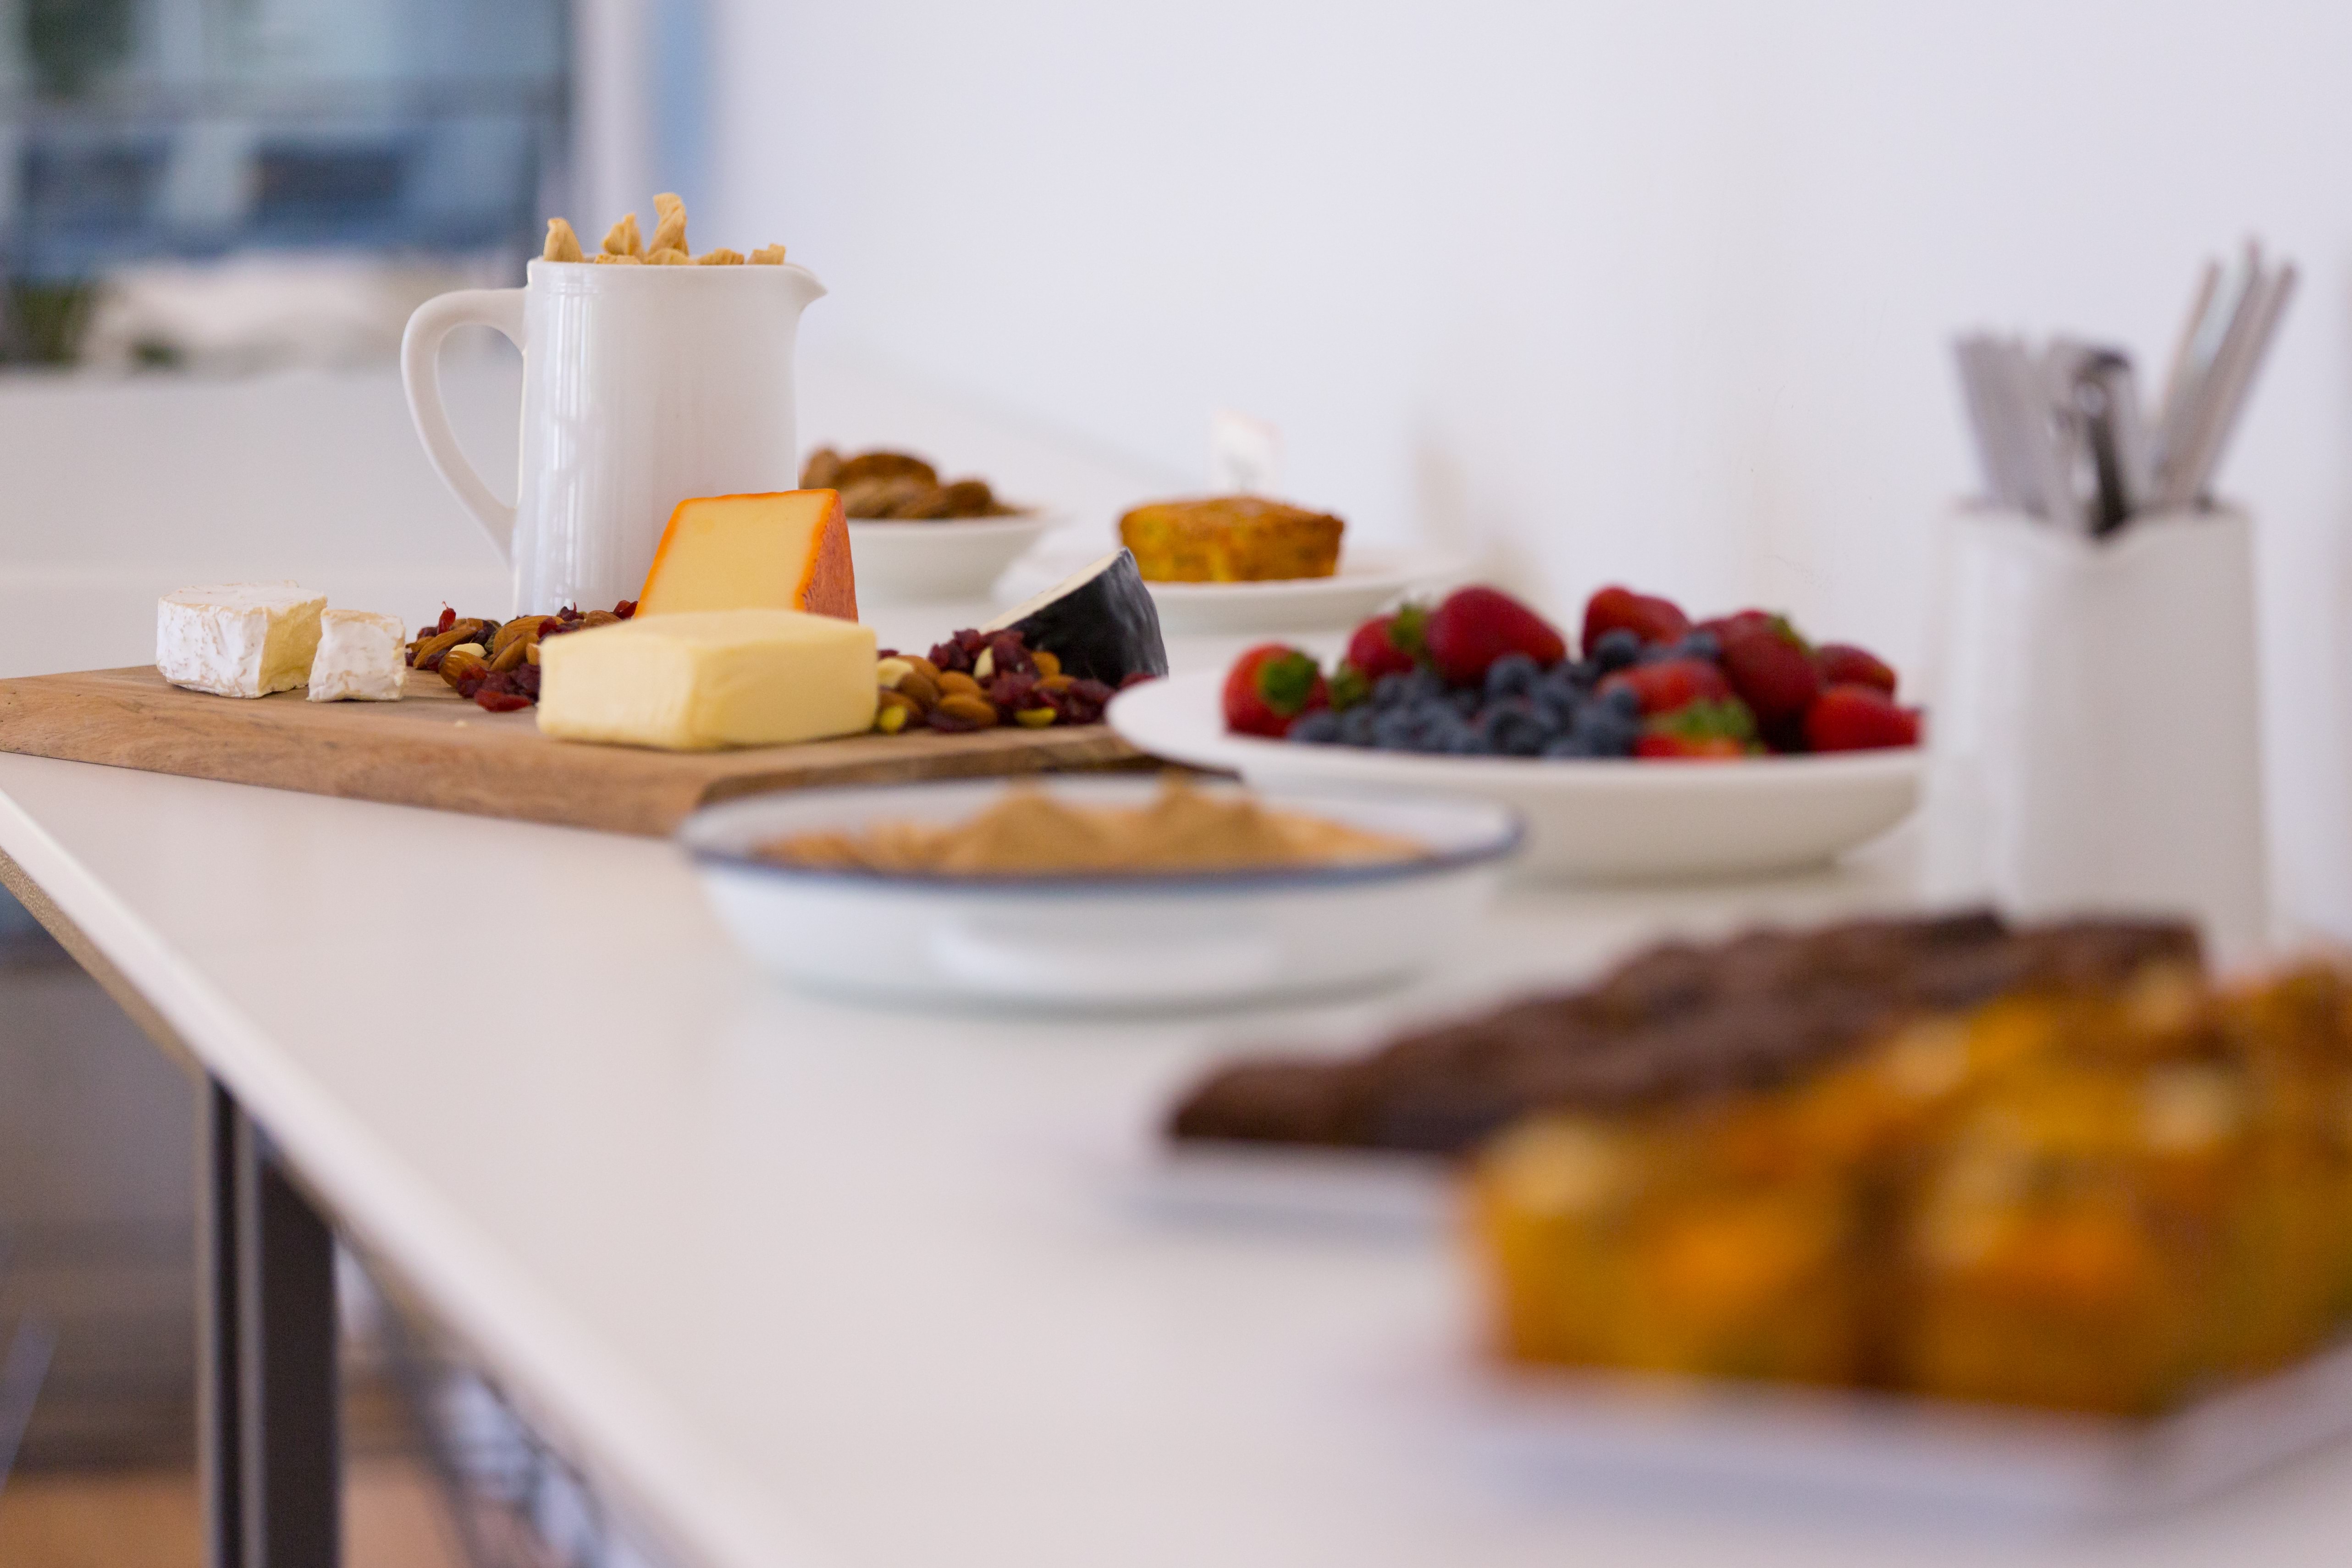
847, 513, 1057, 604
680, 775, 1523, 1011
1139, 547, 1467, 634
1108, 672, 1923, 881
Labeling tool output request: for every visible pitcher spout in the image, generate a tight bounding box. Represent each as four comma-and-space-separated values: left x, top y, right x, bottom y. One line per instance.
778, 263, 827, 312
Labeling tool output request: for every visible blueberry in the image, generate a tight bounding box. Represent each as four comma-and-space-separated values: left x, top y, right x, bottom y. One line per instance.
1484, 653, 1541, 701
1634, 640, 1683, 665
1288, 709, 1342, 745
1449, 688, 1482, 718
1543, 734, 1602, 759
1539, 666, 1588, 704
1337, 706, 1379, 746
1575, 704, 1641, 757
1478, 698, 1551, 757
1415, 712, 1474, 755
1592, 627, 1642, 672
1372, 673, 1414, 710
1599, 685, 1643, 720
1403, 668, 1448, 704
1676, 629, 1722, 663
1371, 710, 1420, 751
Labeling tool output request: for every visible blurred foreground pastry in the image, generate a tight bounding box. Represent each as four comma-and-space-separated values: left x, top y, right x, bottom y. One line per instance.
1172, 913, 2352, 1416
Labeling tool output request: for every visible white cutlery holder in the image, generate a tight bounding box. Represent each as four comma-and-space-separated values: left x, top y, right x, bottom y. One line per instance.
1927, 504, 2268, 959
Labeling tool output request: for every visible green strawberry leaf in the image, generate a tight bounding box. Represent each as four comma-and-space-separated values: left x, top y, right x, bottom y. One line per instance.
1648, 696, 1758, 742
1256, 650, 1324, 716
1767, 613, 1812, 654
1389, 602, 1430, 661
1328, 663, 1371, 711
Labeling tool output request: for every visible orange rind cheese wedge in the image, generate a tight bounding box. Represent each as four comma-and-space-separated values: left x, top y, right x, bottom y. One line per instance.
639, 489, 858, 621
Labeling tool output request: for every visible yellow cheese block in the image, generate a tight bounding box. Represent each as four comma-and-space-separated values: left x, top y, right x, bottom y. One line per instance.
536, 608, 878, 751
638, 490, 859, 620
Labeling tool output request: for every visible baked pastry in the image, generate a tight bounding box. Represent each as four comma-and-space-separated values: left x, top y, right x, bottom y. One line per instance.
1116, 496, 1344, 583
1167, 912, 2198, 1155
1459, 945, 2352, 1416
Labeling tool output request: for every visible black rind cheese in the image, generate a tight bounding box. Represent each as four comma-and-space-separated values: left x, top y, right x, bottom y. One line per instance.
982, 549, 1168, 686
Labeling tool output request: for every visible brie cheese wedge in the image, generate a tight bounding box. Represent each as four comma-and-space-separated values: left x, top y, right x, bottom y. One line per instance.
307, 609, 410, 701
156, 582, 327, 698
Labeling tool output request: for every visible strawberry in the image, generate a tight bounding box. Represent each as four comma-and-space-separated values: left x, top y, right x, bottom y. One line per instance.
1345, 604, 1427, 681
1582, 585, 1692, 651
1805, 684, 1921, 751
1717, 613, 1820, 724
1635, 696, 1758, 760
1597, 657, 1731, 716
1424, 586, 1566, 686
1695, 608, 1772, 642
1223, 644, 1329, 738
1815, 642, 1896, 696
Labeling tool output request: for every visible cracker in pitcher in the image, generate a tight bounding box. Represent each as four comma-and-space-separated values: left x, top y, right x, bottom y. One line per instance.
600, 212, 643, 257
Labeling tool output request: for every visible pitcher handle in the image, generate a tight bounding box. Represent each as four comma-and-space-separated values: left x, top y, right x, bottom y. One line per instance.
401, 288, 526, 559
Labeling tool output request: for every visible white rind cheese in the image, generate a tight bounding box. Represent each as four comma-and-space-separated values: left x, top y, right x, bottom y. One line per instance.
156, 582, 327, 698
307, 609, 410, 702
536, 608, 878, 751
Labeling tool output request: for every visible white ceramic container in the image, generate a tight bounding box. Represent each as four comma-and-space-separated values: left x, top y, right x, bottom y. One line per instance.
1109, 672, 1923, 880
846, 514, 1057, 603
679, 776, 1522, 1010
1927, 504, 2267, 959
401, 259, 827, 616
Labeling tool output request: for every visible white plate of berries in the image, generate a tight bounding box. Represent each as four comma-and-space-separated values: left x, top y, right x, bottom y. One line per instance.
1108, 583, 1925, 880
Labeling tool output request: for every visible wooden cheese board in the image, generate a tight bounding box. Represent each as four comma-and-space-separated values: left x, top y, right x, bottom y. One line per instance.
0, 666, 1152, 837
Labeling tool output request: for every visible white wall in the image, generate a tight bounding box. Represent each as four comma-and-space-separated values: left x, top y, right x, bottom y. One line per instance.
699, 0, 2352, 940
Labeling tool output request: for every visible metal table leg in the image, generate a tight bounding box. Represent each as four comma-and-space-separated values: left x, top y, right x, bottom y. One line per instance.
200, 1080, 340, 1568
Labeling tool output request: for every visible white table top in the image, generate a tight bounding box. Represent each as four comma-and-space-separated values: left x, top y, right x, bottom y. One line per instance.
6, 740, 2352, 1568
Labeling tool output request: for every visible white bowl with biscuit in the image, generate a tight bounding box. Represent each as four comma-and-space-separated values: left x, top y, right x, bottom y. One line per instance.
679, 776, 1522, 1010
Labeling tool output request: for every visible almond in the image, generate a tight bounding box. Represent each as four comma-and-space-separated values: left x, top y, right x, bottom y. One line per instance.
894, 669, 940, 710
932, 692, 999, 729
412, 619, 486, 670
937, 670, 986, 701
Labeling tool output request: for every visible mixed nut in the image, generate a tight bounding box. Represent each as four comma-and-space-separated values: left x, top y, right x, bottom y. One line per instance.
871, 628, 1118, 735
406, 601, 638, 712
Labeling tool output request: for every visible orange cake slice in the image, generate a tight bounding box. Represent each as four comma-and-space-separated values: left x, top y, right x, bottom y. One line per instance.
639, 489, 858, 620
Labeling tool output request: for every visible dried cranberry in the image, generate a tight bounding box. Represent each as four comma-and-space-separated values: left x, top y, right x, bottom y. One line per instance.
435, 606, 457, 634
986, 631, 1034, 677
418, 649, 448, 673
613, 599, 638, 619
987, 672, 1038, 712
928, 636, 975, 674
476, 689, 532, 712
510, 663, 541, 698
1053, 677, 1114, 725
1119, 670, 1160, 690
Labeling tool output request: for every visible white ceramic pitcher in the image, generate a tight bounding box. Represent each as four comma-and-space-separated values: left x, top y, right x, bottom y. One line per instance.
401, 259, 826, 615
